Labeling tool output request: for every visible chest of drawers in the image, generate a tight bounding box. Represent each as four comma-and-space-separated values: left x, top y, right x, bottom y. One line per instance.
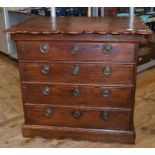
5, 16, 151, 144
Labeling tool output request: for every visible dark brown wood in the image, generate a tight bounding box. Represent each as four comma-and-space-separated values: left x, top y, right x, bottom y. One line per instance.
128, 44, 139, 131
137, 47, 152, 65
22, 124, 135, 144
20, 62, 135, 84
12, 33, 147, 44
5, 16, 150, 144
17, 41, 135, 62
24, 104, 131, 130
22, 83, 134, 108
4, 16, 151, 35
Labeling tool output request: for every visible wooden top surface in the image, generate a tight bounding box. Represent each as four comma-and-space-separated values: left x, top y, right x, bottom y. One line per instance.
4, 16, 152, 35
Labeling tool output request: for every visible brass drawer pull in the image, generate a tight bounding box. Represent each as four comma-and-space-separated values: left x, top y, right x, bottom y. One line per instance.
71, 46, 79, 54
72, 88, 81, 96
101, 111, 110, 121
41, 64, 50, 74
103, 65, 111, 75
42, 86, 51, 95
103, 43, 113, 54
72, 64, 80, 75
40, 43, 49, 54
102, 89, 111, 97
44, 107, 53, 117
72, 110, 81, 118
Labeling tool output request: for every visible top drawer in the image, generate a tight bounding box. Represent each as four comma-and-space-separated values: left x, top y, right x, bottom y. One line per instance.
17, 41, 135, 62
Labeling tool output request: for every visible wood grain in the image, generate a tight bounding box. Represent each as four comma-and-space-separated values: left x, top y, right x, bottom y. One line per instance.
11, 33, 148, 44
11, 18, 140, 143
0, 53, 155, 147
22, 125, 135, 144
17, 41, 135, 62
22, 83, 133, 108
1, 16, 153, 146
4, 16, 152, 35
20, 62, 135, 84
24, 104, 131, 130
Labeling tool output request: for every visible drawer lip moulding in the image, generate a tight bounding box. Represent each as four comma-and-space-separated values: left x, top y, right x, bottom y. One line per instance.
21, 82, 134, 108
16, 41, 136, 63
24, 104, 132, 131
20, 62, 135, 85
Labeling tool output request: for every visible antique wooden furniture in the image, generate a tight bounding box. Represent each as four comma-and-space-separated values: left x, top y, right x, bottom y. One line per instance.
5, 16, 151, 144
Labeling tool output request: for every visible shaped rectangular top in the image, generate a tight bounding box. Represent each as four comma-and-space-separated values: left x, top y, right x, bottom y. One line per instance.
4, 16, 152, 35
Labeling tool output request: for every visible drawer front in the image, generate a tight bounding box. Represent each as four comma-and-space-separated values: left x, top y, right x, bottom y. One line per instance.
25, 105, 131, 130
22, 83, 133, 108
20, 62, 134, 84
17, 41, 135, 62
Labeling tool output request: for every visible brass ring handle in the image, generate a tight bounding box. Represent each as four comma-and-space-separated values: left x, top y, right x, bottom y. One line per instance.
103, 66, 111, 75
71, 46, 79, 54
42, 86, 51, 95
102, 89, 111, 97
44, 107, 53, 117
101, 111, 110, 121
41, 64, 50, 74
72, 64, 80, 75
103, 43, 113, 54
72, 88, 81, 96
40, 43, 49, 54
72, 110, 81, 118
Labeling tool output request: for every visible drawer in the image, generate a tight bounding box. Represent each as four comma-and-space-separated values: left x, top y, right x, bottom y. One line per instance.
20, 62, 134, 84
137, 47, 151, 65
25, 105, 131, 130
22, 83, 133, 108
17, 41, 135, 62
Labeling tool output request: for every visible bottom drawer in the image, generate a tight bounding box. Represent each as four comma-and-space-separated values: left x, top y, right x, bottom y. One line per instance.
25, 105, 131, 130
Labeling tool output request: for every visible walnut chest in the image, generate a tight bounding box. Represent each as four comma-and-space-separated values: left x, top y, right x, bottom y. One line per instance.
5, 16, 151, 144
